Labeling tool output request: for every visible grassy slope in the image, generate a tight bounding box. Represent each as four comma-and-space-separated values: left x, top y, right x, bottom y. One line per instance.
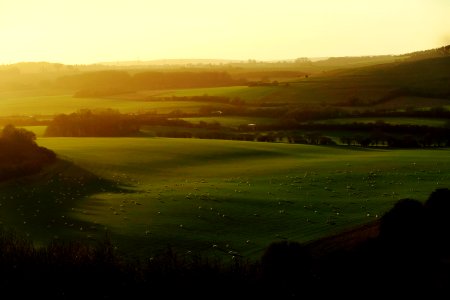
100, 55, 450, 111
3, 137, 441, 260
0, 159, 122, 245
317, 56, 450, 105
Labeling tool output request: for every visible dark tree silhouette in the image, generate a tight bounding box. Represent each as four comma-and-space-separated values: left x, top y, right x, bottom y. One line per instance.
425, 188, 450, 255
379, 198, 426, 248
261, 241, 312, 296
0, 125, 56, 181
1, 124, 36, 145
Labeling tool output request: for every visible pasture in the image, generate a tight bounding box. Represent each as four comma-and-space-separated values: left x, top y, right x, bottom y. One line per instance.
1, 137, 447, 260
180, 116, 275, 128
2, 74, 449, 120
0, 85, 281, 117
0, 92, 220, 116
140, 85, 279, 103
313, 117, 449, 127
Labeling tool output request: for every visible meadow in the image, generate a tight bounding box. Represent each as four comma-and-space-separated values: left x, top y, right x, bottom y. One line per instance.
1, 137, 446, 260
138, 85, 280, 103
313, 117, 449, 127
0, 92, 215, 116
1, 51, 449, 262
180, 116, 275, 127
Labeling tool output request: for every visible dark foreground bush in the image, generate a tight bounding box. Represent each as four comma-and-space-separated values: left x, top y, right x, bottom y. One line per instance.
315, 188, 450, 297
0, 125, 56, 181
1, 188, 450, 299
0, 230, 261, 299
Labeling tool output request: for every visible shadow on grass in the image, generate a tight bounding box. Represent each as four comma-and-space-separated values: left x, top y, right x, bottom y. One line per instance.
0, 159, 133, 243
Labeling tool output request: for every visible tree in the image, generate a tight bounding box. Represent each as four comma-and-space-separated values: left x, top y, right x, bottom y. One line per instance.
379, 198, 426, 251
0, 125, 56, 181
425, 188, 450, 255
1, 124, 36, 145
340, 136, 353, 146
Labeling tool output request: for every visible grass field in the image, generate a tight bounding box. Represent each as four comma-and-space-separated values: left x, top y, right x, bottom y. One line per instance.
1, 137, 447, 260
21, 126, 47, 137
313, 117, 449, 127
0, 92, 220, 116
2, 74, 449, 119
0, 86, 279, 117
144, 85, 280, 102
95, 81, 450, 111
180, 116, 275, 127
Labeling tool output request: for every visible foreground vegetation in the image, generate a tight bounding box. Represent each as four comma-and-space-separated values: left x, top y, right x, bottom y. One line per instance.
1, 188, 449, 298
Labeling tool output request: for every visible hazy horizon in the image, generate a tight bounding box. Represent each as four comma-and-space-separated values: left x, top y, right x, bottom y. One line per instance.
1, 0, 450, 65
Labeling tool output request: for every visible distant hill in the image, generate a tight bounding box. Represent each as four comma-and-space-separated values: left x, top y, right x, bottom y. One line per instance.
313, 45, 450, 70
402, 44, 450, 61
98, 58, 245, 66
1, 44, 449, 97
324, 55, 450, 105
2, 44, 448, 73
313, 55, 400, 69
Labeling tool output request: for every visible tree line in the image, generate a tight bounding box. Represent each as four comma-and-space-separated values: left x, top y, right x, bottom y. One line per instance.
44, 109, 450, 148
45, 109, 140, 137
44, 110, 226, 137
55, 71, 243, 97
44, 110, 337, 146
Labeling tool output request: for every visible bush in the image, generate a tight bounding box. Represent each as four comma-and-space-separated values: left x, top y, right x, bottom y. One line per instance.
0, 125, 56, 181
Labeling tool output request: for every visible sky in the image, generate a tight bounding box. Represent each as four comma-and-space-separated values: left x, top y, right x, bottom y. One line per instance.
0, 0, 449, 64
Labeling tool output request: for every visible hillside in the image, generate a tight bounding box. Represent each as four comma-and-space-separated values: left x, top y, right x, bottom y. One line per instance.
0, 44, 447, 96
322, 56, 450, 103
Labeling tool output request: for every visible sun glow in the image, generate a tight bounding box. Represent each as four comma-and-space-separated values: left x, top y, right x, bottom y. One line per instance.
0, 0, 449, 64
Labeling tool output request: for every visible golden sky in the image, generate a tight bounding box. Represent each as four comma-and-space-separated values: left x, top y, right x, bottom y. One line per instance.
1, 0, 449, 64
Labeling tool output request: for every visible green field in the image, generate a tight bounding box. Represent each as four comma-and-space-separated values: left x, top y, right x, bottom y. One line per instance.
0, 86, 281, 117
180, 116, 275, 127
21, 126, 48, 137
313, 117, 449, 127
2, 69, 449, 118
1, 137, 447, 260
0, 92, 219, 116
144, 85, 280, 103
1, 54, 449, 262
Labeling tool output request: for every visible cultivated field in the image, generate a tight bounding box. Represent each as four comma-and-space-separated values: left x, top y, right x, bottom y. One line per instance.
1, 137, 447, 259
